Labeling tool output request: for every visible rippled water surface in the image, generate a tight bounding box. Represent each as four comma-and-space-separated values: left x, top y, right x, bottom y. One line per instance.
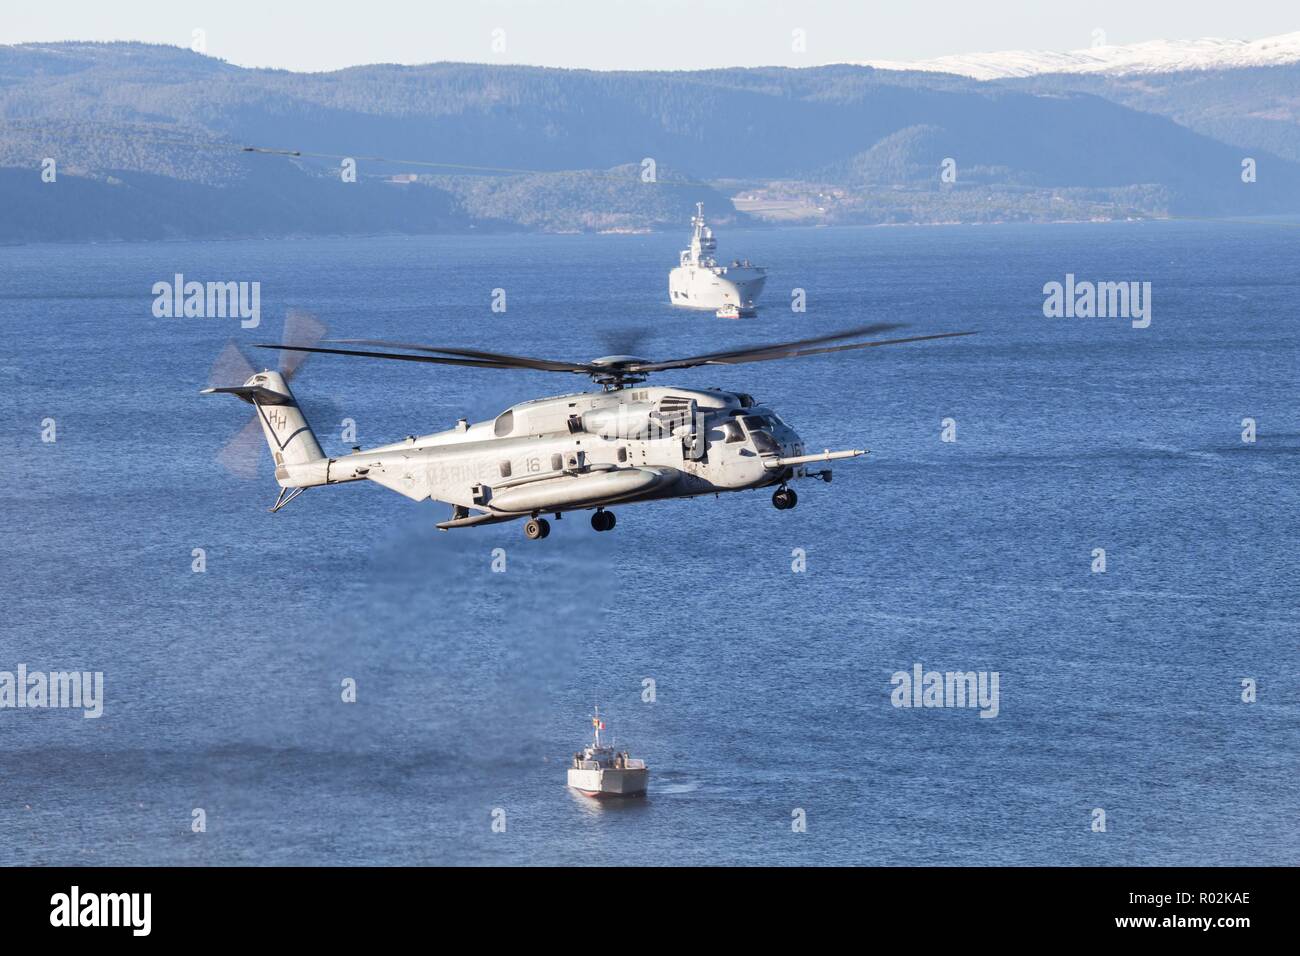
1, 221, 1297, 865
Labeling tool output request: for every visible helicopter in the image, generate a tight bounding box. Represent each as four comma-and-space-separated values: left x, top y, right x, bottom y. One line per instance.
203, 323, 974, 539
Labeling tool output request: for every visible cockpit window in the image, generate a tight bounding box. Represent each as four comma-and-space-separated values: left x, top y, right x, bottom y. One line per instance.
740, 415, 779, 454
722, 421, 744, 443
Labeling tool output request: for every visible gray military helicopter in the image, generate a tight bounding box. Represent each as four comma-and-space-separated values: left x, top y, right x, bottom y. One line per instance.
204, 324, 973, 539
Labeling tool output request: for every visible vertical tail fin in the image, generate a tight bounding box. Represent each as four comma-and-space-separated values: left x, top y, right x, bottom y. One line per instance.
249, 370, 325, 484
204, 370, 327, 487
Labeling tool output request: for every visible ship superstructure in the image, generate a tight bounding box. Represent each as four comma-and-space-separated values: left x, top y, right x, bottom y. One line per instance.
668, 203, 766, 314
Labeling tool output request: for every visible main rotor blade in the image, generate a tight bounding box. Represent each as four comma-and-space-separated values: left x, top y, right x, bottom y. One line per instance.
630, 323, 905, 372
333, 339, 595, 373
256, 342, 575, 371
633, 329, 976, 372
259, 324, 976, 379
334, 326, 905, 374
280, 310, 327, 379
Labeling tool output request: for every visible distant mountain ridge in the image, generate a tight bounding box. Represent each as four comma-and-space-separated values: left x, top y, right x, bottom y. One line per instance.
857, 31, 1300, 80
2, 41, 1298, 240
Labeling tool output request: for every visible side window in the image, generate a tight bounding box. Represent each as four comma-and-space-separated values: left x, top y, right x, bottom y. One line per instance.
499, 460, 512, 478
617, 447, 628, 463
723, 421, 744, 443
494, 410, 515, 438
550, 453, 563, 471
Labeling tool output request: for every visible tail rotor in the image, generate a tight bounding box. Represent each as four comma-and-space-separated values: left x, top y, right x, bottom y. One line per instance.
207, 310, 326, 478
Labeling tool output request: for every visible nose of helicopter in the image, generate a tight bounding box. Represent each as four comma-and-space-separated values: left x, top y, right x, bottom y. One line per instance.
777, 425, 804, 459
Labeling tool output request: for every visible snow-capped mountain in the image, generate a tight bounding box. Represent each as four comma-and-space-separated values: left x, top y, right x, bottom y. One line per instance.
858, 31, 1300, 80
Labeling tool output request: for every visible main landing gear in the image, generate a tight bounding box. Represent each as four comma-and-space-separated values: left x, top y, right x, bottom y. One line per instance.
523, 517, 551, 540
772, 486, 798, 510
591, 509, 617, 532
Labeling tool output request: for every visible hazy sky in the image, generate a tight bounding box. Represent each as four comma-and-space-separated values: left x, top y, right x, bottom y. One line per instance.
3, 0, 1297, 72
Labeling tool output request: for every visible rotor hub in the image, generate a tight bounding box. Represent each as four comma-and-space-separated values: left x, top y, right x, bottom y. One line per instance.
589, 355, 650, 388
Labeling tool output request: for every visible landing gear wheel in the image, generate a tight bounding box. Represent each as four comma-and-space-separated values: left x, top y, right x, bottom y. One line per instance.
591, 510, 616, 532
772, 487, 798, 510
524, 518, 550, 540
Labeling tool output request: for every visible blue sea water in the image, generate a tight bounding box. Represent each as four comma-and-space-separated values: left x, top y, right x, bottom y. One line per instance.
0, 221, 1297, 866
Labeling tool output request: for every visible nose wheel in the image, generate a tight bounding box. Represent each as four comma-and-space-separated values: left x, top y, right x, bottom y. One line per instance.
523, 517, 551, 539
591, 509, 616, 532
772, 486, 798, 510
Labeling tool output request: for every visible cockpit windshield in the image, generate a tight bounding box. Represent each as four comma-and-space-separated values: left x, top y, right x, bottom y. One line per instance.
739, 415, 780, 454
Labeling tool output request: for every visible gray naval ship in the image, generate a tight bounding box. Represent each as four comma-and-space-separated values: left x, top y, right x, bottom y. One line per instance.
567, 710, 649, 798
668, 202, 766, 316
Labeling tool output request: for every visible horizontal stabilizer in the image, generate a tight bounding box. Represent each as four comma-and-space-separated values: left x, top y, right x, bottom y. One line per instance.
201, 384, 294, 406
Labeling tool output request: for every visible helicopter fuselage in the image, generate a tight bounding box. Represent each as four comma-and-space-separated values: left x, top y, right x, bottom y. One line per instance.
275, 383, 833, 528
210, 321, 969, 535
184, 137, 972, 534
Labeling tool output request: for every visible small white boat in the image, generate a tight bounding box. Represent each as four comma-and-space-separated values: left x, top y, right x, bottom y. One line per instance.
715, 303, 757, 319
566, 709, 648, 799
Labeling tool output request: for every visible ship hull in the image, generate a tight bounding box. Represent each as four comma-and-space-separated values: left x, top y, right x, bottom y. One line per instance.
669, 266, 766, 311
567, 767, 649, 798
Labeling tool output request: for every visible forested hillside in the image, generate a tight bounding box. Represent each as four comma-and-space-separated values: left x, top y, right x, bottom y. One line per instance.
2, 42, 1297, 240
